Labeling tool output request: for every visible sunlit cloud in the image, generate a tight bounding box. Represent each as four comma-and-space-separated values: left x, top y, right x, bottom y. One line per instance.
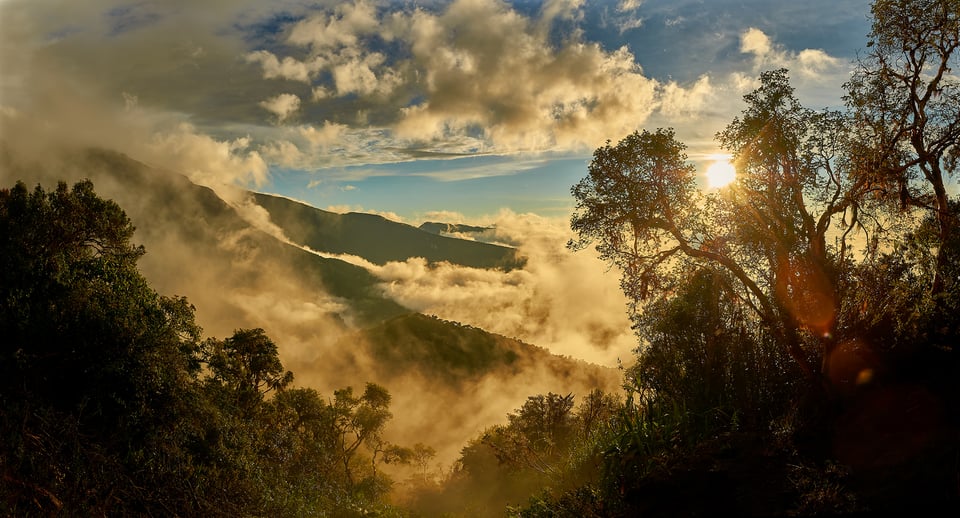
359, 211, 634, 366
739, 27, 844, 81
1, 0, 859, 184
245, 50, 324, 83
324, 204, 406, 222
147, 123, 270, 188
658, 74, 714, 119
259, 93, 302, 122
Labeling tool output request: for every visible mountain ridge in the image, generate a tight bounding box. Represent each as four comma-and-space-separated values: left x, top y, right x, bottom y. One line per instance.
0, 146, 620, 465
252, 191, 525, 270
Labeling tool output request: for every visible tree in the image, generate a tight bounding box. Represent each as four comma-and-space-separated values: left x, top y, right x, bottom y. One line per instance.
570, 71, 871, 387
628, 269, 797, 427
433, 391, 619, 518
204, 328, 294, 413
716, 69, 876, 379
0, 180, 206, 514
329, 383, 398, 495
0, 179, 416, 515
484, 393, 578, 477
845, 0, 960, 295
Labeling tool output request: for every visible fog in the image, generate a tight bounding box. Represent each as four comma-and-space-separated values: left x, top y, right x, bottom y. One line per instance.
1, 104, 626, 470
0, 0, 635, 470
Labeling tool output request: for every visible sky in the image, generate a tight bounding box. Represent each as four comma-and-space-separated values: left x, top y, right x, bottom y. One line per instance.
0, 0, 885, 462
0, 0, 875, 223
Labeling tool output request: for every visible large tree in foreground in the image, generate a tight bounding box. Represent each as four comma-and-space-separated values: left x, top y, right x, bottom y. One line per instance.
570, 70, 873, 386
845, 0, 960, 296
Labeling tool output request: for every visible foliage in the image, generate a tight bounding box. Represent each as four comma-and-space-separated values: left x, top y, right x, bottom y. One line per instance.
569, 70, 878, 386
554, 3, 960, 514
0, 180, 411, 516
3, 3, 960, 514
415, 390, 619, 517
846, 0, 960, 295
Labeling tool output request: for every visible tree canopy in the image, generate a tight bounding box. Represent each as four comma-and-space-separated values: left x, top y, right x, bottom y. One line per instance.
0, 180, 411, 516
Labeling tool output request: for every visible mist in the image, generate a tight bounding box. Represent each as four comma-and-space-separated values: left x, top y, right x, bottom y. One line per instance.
0, 0, 637, 480
0, 93, 626, 472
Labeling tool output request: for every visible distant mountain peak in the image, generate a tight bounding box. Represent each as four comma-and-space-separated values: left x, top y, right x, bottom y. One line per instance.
252, 192, 524, 270
418, 221, 493, 236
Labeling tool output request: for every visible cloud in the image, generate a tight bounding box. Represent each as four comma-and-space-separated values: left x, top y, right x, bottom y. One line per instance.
245, 50, 324, 82
422, 210, 468, 223
241, 0, 704, 157
323, 204, 406, 222
287, 208, 635, 367
259, 93, 301, 122
539, 0, 585, 27
389, 0, 660, 151
299, 121, 348, 148
146, 123, 270, 187
796, 48, 842, 78
331, 52, 400, 96
0, 0, 745, 175
658, 74, 714, 119
740, 27, 775, 61
286, 0, 380, 50
739, 27, 844, 81
259, 139, 305, 168
331, 210, 636, 366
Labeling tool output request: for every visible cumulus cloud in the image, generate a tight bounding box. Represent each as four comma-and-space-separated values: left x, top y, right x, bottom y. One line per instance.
146, 124, 271, 187
286, 0, 380, 50
245, 50, 324, 82
259, 93, 301, 122
739, 27, 843, 81
740, 27, 775, 62
300, 121, 348, 148
239, 0, 713, 157
796, 48, 842, 78
259, 139, 305, 168
658, 74, 714, 119
331, 52, 400, 96
390, 0, 659, 151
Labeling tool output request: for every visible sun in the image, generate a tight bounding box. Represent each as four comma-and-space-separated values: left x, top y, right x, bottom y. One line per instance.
705, 159, 736, 189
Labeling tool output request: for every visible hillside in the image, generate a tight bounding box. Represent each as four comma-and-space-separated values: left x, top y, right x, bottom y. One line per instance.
0, 146, 618, 467
317, 313, 620, 463
252, 192, 524, 270
0, 148, 410, 328
332, 313, 618, 388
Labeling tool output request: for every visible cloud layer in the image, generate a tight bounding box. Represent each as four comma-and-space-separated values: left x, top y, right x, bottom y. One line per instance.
1, 0, 859, 184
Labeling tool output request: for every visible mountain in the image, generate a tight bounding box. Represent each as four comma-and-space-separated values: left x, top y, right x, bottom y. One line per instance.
418, 221, 493, 236
0, 148, 410, 328
252, 192, 524, 270
331, 313, 617, 388
0, 146, 619, 464
314, 313, 620, 462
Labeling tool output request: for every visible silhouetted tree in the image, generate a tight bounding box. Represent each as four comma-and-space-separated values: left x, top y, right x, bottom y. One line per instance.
571, 71, 874, 389
845, 0, 960, 295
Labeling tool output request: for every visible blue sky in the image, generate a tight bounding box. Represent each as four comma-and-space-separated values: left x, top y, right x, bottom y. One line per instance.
1, 0, 874, 223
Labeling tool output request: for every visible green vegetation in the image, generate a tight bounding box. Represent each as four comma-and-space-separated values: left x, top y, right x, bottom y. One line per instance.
0, 180, 416, 516
415, 2, 959, 514
1, 1, 958, 516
